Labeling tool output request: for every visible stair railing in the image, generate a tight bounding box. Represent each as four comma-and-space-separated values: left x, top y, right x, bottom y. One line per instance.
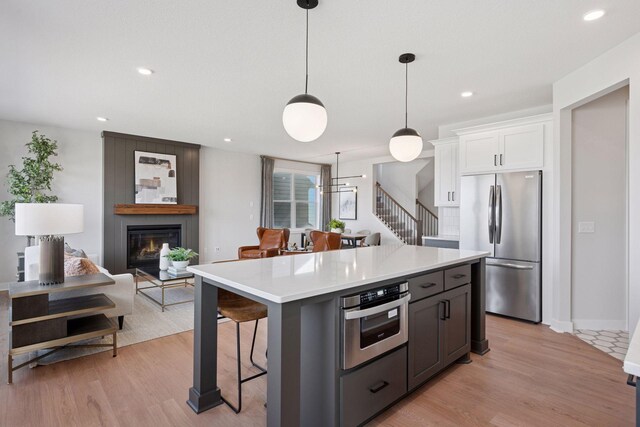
375, 182, 422, 245
415, 199, 438, 237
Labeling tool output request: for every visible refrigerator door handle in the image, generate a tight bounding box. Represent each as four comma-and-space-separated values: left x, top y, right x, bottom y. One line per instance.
488, 185, 495, 244
495, 185, 502, 244
486, 261, 534, 270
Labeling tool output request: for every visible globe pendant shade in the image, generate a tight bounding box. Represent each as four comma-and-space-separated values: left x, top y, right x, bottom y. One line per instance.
389, 127, 423, 162
283, 94, 327, 142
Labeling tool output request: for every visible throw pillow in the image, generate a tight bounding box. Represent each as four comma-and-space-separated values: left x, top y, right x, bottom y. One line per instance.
64, 243, 87, 259
64, 256, 100, 277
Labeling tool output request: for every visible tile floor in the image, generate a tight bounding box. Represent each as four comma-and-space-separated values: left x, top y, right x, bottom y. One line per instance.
574, 329, 629, 361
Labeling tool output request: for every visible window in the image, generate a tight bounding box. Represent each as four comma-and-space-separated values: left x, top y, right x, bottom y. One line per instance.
273, 170, 320, 230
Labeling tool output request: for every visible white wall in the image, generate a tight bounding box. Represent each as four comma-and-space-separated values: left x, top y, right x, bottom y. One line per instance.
375, 159, 429, 214
0, 119, 102, 284
416, 160, 436, 215
199, 147, 261, 262
571, 86, 629, 330
554, 31, 640, 334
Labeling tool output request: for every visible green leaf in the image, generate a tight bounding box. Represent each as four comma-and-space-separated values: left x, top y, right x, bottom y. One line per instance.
0, 131, 63, 221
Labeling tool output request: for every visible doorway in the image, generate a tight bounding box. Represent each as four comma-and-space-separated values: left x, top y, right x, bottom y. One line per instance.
570, 86, 629, 336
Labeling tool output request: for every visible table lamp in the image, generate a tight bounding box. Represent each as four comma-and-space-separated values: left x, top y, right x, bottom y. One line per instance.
15, 203, 84, 285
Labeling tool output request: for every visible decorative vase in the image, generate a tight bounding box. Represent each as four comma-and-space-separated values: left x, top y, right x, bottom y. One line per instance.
172, 260, 189, 271
331, 228, 344, 234
159, 243, 170, 271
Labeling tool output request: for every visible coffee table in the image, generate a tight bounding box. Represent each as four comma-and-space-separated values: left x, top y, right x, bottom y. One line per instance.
135, 267, 194, 312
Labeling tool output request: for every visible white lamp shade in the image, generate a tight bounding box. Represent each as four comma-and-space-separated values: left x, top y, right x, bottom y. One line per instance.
15, 203, 84, 236
389, 128, 423, 162
283, 94, 328, 142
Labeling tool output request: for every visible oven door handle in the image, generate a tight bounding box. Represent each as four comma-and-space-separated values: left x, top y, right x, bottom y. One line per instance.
343, 294, 411, 320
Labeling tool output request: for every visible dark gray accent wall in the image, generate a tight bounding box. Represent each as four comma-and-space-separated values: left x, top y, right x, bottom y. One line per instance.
103, 131, 200, 274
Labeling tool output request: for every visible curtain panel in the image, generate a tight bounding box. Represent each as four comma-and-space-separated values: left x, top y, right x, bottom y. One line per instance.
320, 164, 332, 230
260, 156, 275, 228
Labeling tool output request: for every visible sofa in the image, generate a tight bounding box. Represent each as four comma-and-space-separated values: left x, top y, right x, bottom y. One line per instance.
24, 245, 135, 329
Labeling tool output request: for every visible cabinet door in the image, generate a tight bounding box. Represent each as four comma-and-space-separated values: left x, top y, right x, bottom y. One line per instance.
442, 284, 471, 366
434, 144, 453, 206
450, 143, 460, 206
408, 295, 445, 390
498, 124, 544, 170
459, 132, 500, 175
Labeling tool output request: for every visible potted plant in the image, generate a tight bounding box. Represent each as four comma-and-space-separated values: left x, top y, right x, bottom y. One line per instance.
328, 218, 346, 234
0, 131, 63, 245
166, 247, 199, 270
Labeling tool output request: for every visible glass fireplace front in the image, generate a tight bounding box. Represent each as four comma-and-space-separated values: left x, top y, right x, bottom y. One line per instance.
127, 225, 181, 269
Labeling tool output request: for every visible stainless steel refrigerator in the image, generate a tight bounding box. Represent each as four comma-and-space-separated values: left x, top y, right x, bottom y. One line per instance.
460, 171, 542, 323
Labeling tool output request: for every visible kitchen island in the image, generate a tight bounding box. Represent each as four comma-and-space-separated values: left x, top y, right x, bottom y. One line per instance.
624, 321, 640, 425
186, 245, 489, 426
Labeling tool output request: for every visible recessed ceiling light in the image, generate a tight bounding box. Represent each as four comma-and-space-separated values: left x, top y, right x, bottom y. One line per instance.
583, 9, 605, 21
461, 91, 474, 98
96, 117, 108, 122
137, 67, 154, 75
224, 138, 232, 142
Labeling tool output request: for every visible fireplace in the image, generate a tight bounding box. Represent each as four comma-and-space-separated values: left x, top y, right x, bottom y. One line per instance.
127, 225, 181, 269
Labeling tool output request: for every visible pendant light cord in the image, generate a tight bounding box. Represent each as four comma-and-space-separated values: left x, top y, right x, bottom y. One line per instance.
405, 62, 408, 128
305, 8, 309, 94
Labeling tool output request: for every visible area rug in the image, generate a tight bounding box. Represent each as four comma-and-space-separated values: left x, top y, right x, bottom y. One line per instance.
24, 286, 206, 366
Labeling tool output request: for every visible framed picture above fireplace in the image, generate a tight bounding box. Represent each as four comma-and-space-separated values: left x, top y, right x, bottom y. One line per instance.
134, 151, 178, 204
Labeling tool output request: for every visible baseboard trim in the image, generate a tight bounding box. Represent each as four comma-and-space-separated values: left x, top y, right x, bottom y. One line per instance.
572, 319, 627, 331
550, 319, 574, 333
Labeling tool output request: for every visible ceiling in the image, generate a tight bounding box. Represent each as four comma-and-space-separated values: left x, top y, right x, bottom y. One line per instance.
1, 1, 639, 163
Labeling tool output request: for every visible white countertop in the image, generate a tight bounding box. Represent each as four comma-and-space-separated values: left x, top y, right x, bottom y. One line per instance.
187, 245, 489, 304
422, 235, 460, 242
624, 320, 640, 377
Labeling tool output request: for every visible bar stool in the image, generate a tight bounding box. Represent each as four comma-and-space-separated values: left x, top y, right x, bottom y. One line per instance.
217, 286, 268, 413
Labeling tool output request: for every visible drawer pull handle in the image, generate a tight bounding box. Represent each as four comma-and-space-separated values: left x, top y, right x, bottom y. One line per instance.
420, 283, 437, 289
369, 381, 389, 394
451, 274, 466, 279
628, 374, 637, 387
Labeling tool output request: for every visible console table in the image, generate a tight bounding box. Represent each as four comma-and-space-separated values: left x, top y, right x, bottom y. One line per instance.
7, 273, 118, 384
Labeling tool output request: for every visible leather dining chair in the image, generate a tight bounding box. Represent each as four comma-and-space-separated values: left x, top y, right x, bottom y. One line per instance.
238, 227, 290, 259
310, 231, 342, 252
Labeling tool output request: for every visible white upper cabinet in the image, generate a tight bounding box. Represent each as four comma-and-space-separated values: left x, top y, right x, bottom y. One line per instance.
431, 137, 459, 207
456, 114, 550, 175
459, 132, 500, 174
499, 124, 544, 170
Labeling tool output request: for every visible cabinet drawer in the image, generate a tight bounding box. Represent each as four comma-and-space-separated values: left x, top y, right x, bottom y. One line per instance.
408, 271, 444, 301
341, 347, 407, 427
444, 265, 471, 290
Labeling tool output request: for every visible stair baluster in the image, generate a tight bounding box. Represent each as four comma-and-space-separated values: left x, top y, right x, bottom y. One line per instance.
374, 182, 423, 245
415, 199, 438, 237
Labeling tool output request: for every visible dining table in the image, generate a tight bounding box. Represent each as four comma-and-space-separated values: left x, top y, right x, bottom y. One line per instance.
340, 233, 368, 248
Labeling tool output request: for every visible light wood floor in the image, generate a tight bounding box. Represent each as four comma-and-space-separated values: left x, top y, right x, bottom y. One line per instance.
0, 292, 634, 426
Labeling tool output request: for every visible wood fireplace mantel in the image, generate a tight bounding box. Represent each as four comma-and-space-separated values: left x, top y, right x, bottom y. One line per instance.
114, 204, 197, 215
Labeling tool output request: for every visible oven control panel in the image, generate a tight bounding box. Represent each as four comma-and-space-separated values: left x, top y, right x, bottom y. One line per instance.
360, 284, 402, 305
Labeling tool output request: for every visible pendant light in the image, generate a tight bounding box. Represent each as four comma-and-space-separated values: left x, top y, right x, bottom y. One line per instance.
282, 0, 327, 142
317, 152, 363, 194
389, 53, 423, 162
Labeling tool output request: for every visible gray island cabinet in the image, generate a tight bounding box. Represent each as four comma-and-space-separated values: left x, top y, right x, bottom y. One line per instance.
186, 245, 489, 427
